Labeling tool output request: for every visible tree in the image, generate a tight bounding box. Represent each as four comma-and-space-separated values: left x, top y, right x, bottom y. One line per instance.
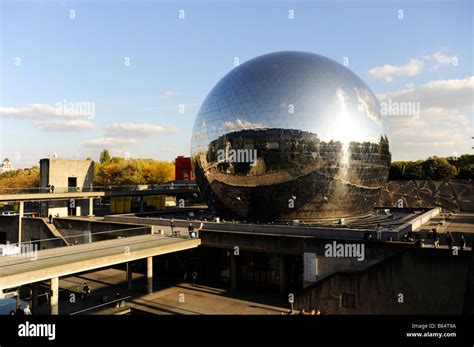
99, 149, 111, 164
420, 156, 457, 180
0, 167, 39, 189
388, 162, 405, 180
404, 160, 424, 179
94, 157, 174, 186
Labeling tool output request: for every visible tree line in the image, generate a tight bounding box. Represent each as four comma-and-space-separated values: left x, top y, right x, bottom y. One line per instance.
1, 151, 471, 188
0, 149, 175, 188
94, 149, 174, 186
389, 154, 473, 180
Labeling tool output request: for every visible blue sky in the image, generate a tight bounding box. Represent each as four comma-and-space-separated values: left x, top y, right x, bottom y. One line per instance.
1, 0, 472, 167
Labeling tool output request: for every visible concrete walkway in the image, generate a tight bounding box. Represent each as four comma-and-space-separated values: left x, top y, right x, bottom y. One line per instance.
128, 283, 289, 315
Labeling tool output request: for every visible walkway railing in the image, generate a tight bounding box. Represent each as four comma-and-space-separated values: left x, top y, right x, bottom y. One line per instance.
0, 183, 197, 195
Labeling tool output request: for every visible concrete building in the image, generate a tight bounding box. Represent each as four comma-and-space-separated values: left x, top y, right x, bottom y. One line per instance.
39, 158, 95, 217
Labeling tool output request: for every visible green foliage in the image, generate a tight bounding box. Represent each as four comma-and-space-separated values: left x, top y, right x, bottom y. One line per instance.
0, 167, 40, 188
389, 155, 472, 180
94, 154, 174, 186
99, 149, 111, 164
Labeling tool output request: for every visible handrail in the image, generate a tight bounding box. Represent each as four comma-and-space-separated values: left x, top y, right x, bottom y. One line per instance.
70, 296, 132, 315
0, 225, 152, 248
0, 183, 197, 195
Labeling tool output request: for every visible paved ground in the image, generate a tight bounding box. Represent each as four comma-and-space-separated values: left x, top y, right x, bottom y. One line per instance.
421, 212, 474, 234
128, 283, 289, 315
31, 268, 288, 315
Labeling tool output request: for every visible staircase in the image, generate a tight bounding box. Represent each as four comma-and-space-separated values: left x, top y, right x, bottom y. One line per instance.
42, 218, 71, 246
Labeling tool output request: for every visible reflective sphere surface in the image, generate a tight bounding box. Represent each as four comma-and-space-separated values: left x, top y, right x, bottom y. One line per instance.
191, 51, 391, 221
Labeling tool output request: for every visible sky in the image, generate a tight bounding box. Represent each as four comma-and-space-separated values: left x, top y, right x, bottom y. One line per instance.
0, 0, 472, 168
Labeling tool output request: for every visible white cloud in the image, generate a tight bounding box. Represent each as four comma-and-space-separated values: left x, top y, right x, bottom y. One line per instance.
0, 104, 59, 120
378, 77, 473, 160
223, 118, 265, 131
422, 52, 458, 71
160, 91, 177, 99
0, 102, 94, 119
368, 59, 424, 83
0, 103, 96, 133
104, 122, 179, 137
377, 76, 473, 111
85, 137, 138, 147
37, 120, 95, 131
423, 52, 456, 65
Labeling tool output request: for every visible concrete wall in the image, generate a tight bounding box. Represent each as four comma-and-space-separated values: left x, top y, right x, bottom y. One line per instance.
379, 179, 473, 212
43, 199, 91, 218
40, 158, 94, 189
0, 216, 18, 243
22, 218, 63, 248
200, 230, 411, 286
39, 158, 94, 217
0, 216, 63, 247
200, 229, 410, 256
295, 247, 472, 314
53, 218, 151, 244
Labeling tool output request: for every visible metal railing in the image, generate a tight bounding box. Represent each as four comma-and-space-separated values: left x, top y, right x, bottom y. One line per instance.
0, 183, 197, 195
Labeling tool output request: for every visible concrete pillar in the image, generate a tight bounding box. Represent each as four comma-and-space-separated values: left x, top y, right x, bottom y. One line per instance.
126, 262, 133, 290
16, 287, 20, 309
139, 196, 145, 213
147, 257, 153, 294
18, 201, 24, 244
30, 283, 39, 314
50, 277, 59, 315
88, 197, 94, 216
230, 253, 237, 290
279, 255, 287, 295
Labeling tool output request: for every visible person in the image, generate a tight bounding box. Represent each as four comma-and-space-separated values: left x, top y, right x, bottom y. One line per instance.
9, 310, 15, 315
170, 218, 175, 236
446, 231, 453, 250
23, 304, 32, 315
376, 224, 383, 240
188, 223, 196, 238
114, 292, 122, 308
405, 231, 415, 242
16, 305, 25, 315
81, 282, 91, 299
192, 271, 197, 285
432, 228, 440, 249
460, 235, 466, 251
48, 214, 53, 224
363, 232, 372, 241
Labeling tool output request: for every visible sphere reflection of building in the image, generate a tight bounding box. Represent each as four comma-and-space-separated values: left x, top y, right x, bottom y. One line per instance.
191, 51, 391, 221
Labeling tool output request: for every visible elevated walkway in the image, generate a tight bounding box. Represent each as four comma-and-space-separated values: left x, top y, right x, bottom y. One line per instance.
0, 234, 201, 290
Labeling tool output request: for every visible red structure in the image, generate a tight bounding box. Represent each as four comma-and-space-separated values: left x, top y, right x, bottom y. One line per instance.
175, 156, 194, 181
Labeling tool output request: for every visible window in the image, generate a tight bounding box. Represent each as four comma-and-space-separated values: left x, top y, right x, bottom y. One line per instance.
341, 293, 356, 309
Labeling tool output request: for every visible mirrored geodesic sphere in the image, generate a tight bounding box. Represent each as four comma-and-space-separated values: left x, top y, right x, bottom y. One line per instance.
191, 51, 391, 221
